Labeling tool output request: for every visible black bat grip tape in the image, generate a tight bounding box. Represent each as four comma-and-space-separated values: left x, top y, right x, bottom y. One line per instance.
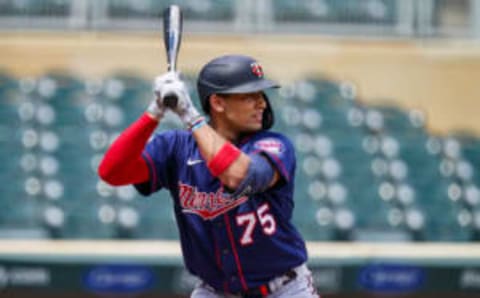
163, 94, 178, 108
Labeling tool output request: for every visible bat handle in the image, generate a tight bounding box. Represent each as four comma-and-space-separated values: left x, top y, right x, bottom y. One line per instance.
161, 70, 178, 108
163, 93, 178, 109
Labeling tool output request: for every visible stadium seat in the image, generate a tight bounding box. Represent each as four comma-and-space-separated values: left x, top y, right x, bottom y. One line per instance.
397, 132, 442, 184
273, 0, 395, 23
182, 0, 234, 20
0, 189, 44, 236
273, 0, 330, 22
422, 202, 473, 242
326, 0, 396, 24
372, 104, 425, 134
52, 128, 98, 176
351, 202, 413, 242
0, 0, 69, 17
102, 73, 149, 107
293, 200, 337, 241
331, 130, 374, 180
0, 124, 23, 180
59, 200, 117, 239
454, 132, 480, 183
35, 72, 88, 126
131, 191, 180, 239
0, 71, 21, 126
310, 79, 356, 124
107, 0, 234, 21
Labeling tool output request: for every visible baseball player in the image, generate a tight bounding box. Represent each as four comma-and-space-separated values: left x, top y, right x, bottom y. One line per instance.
98, 54, 319, 298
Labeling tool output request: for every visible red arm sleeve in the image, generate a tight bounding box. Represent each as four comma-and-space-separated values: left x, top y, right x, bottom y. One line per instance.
98, 113, 158, 186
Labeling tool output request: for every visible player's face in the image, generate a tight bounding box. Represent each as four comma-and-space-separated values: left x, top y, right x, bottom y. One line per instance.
219, 92, 266, 133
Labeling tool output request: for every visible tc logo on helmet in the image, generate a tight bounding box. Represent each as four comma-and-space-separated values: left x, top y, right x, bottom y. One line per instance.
250, 62, 264, 78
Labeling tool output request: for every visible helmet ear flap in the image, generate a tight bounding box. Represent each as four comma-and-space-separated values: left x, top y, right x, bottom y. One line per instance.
201, 94, 211, 115
262, 94, 274, 130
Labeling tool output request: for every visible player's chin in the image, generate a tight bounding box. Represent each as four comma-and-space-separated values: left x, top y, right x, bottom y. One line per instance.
241, 117, 263, 132
246, 123, 263, 132
239, 122, 262, 133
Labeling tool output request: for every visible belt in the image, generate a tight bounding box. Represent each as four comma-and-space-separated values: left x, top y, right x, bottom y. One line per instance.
238, 264, 307, 298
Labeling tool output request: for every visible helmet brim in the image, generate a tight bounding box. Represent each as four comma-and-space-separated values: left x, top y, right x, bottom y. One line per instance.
216, 78, 280, 95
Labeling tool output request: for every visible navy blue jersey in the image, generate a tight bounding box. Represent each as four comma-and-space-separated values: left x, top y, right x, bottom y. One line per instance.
135, 129, 307, 293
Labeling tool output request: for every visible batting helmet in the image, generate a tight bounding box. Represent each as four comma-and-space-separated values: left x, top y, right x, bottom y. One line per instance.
197, 54, 279, 130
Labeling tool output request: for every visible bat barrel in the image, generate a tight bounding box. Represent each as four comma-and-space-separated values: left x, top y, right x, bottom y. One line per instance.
163, 5, 183, 72
162, 5, 183, 108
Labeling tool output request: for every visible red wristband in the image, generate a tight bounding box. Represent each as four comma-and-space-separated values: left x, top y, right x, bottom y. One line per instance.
207, 142, 241, 177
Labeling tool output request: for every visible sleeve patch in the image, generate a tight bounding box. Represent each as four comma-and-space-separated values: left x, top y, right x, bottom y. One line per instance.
253, 138, 285, 155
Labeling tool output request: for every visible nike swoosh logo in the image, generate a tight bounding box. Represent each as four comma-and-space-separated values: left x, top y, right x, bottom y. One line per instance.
187, 158, 203, 166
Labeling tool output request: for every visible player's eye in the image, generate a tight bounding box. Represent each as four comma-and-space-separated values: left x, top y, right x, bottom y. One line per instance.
243, 92, 262, 101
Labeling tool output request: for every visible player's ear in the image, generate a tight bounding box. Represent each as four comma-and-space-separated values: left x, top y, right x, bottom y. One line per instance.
209, 94, 226, 113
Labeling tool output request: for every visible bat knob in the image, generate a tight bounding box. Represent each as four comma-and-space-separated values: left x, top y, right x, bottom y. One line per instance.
163, 94, 178, 108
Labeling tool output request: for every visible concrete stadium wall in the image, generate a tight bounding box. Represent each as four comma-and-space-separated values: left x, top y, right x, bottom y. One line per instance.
1, 32, 480, 136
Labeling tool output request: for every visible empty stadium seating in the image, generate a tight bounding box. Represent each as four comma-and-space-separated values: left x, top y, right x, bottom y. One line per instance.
0, 0, 69, 17
273, 0, 396, 24
107, 0, 234, 20
1, 69, 480, 242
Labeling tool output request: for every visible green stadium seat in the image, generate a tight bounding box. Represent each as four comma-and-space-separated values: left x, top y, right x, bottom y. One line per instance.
326, 0, 396, 24
422, 203, 473, 242
0, 71, 21, 127
273, 0, 329, 22
36, 72, 88, 126
275, 103, 303, 135
0, 191, 44, 233
273, 0, 396, 23
295, 152, 317, 198
331, 130, 374, 179
55, 126, 96, 155
103, 73, 149, 105
454, 132, 480, 183
293, 200, 337, 241
398, 139, 433, 169
131, 191, 179, 239
397, 132, 442, 183
373, 104, 426, 134
311, 79, 356, 123
52, 127, 98, 185
59, 201, 117, 239
107, 0, 234, 21
181, 0, 234, 20
0, 125, 23, 180
0, 0, 69, 17
406, 177, 475, 242
351, 202, 413, 242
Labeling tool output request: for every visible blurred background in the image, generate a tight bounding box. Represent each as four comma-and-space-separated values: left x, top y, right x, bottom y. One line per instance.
1, 0, 480, 297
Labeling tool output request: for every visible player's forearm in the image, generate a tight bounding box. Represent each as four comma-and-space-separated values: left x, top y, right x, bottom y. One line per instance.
192, 124, 249, 190
98, 113, 158, 186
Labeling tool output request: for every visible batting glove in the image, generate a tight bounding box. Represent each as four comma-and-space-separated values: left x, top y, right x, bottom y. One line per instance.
154, 73, 202, 128
147, 72, 179, 120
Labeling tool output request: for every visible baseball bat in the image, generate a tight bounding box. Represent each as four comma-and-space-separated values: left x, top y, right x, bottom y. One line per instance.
162, 5, 183, 108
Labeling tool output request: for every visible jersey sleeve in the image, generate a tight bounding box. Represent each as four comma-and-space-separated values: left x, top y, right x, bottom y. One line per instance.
251, 134, 296, 184
134, 130, 181, 196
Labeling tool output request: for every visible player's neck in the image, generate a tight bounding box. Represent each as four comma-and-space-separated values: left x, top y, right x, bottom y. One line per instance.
210, 122, 239, 142
208, 117, 238, 142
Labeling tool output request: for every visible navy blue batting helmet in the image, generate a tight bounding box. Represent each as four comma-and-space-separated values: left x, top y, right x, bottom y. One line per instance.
197, 54, 279, 129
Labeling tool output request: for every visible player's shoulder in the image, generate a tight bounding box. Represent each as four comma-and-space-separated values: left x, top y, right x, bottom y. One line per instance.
153, 129, 190, 139
261, 130, 287, 138
150, 129, 194, 146
252, 130, 292, 144
249, 130, 294, 154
